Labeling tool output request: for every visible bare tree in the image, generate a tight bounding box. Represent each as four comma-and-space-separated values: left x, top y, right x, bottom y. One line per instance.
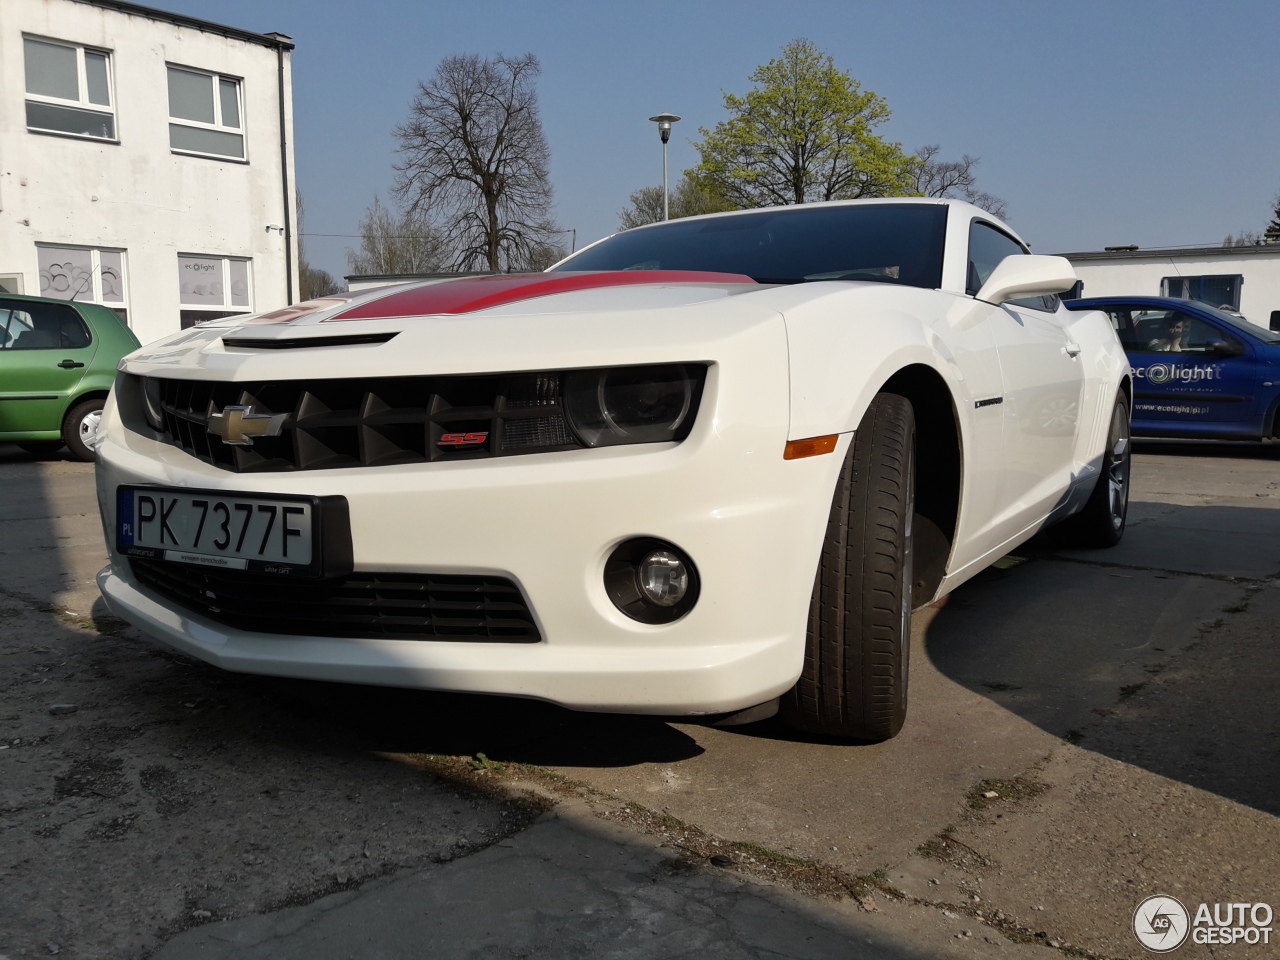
296, 189, 342, 298
393, 53, 561, 272
346, 195, 447, 276
618, 174, 735, 230
911, 145, 1008, 220
1223, 230, 1264, 247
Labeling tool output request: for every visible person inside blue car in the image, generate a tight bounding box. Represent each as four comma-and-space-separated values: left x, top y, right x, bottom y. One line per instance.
1147, 316, 1187, 352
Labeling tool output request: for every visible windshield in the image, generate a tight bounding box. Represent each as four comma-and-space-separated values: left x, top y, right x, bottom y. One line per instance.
1193, 301, 1280, 343
554, 203, 948, 289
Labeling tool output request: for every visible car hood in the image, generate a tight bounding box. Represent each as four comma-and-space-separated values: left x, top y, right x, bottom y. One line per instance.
122, 272, 803, 380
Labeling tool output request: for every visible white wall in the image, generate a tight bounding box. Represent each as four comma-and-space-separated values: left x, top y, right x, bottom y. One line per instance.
1067, 248, 1280, 326
0, 0, 297, 344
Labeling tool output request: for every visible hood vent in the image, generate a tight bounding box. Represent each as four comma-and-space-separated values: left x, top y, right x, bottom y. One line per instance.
221, 332, 399, 350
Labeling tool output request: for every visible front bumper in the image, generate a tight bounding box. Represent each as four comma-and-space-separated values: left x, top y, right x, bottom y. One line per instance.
94, 354, 846, 715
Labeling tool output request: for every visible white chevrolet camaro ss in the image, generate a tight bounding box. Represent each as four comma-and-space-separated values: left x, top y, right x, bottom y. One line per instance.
94, 198, 1132, 741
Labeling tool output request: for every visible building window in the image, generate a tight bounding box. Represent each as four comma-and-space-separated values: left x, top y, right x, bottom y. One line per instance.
1161, 274, 1242, 310
23, 37, 116, 141
167, 66, 245, 160
37, 245, 128, 324
179, 255, 251, 328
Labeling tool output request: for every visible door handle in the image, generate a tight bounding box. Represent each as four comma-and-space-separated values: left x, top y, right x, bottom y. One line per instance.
57, 360, 85, 369
1062, 342, 1081, 358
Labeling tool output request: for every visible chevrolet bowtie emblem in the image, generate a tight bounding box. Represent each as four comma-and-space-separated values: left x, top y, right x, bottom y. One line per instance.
207, 405, 288, 446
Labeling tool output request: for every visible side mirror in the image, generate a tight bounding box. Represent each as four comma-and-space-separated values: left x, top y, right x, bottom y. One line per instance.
1206, 339, 1245, 358
1270, 310, 1280, 332
975, 255, 1079, 306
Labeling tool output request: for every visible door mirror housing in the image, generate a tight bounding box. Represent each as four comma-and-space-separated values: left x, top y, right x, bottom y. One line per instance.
976, 255, 1078, 306
1206, 339, 1245, 358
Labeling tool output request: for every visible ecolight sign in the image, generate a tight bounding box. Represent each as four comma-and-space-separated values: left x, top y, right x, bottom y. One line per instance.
1133, 895, 1273, 952
1131, 363, 1221, 385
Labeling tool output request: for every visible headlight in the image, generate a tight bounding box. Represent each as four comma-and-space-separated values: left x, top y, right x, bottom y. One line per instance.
142, 377, 165, 431
563, 364, 704, 447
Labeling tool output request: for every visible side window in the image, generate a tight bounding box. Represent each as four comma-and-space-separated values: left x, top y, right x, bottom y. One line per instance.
967, 221, 1025, 295
968, 221, 1056, 312
0, 299, 90, 350
1108, 310, 1145, 350
1178, 314, 1238, 354
0, 304, 35, 349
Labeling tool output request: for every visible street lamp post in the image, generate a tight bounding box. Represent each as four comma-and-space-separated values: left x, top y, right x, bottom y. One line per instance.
648, 113, 680, 220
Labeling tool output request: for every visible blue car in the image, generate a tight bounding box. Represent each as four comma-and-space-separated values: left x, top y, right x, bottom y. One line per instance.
1066, 296, 1280, 440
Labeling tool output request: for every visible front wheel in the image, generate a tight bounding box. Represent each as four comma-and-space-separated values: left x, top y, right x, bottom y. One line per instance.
61, 398, 105, 462
780, 392, 916, 741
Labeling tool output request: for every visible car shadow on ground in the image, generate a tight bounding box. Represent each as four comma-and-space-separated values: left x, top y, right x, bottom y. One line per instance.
255, 670, 707, 766
921, 492, 1280, 818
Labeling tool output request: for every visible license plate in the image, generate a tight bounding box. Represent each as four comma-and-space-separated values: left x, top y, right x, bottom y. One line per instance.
117, 486, 321, 576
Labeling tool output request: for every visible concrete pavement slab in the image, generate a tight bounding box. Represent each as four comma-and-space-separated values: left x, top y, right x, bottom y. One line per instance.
153, 798, 1048, 960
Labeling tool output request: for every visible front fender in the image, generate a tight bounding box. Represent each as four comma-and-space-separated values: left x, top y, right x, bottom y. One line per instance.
780, 286, 969, 440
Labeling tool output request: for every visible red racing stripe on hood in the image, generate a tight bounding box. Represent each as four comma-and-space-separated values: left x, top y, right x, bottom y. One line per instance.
326, 271, 756, 321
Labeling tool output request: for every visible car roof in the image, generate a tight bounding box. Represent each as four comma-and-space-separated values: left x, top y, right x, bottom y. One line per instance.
1065, 295, 1218, 314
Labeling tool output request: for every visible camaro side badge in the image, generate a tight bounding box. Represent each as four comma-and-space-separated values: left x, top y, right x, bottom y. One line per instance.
975, 396, 1004, 409
207, 405, 288, 446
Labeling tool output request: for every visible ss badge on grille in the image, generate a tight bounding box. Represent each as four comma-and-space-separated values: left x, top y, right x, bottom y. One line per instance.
438, 431, 488, 448
207, 405, 288, 446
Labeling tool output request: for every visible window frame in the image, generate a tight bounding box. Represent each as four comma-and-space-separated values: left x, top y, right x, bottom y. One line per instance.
177, 254, 253, 327
22, 35, 117, 142
967, 219, 1059, 312
35, 244, 130, 325
1160, 274, 1243, 311
0, 298, 93, 352
166, 64, 247, 162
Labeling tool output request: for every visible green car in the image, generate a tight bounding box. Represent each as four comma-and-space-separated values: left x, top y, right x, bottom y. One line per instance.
0, 293, 141, 461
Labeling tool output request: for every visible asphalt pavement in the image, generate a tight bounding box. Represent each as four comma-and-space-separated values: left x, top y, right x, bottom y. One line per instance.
1, 438, 1277, 959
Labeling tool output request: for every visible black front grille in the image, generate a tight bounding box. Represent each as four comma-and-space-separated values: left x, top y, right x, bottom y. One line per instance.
149, 373, 580, 472
129, 558, 540, 642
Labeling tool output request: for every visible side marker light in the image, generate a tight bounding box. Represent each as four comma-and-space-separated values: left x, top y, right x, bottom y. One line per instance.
783, 435, 839, 460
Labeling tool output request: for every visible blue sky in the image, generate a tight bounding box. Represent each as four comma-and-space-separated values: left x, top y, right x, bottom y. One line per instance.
157, 0, 1280, 281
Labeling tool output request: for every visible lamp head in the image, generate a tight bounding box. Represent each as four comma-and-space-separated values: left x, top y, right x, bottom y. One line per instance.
648, 113, 680, 144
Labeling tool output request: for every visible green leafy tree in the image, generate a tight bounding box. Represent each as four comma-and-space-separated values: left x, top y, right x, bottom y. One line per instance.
618, 173, 735, 229
694, 39, 914, 207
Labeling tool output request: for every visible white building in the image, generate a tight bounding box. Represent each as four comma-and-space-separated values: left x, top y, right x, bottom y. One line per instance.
0, 0, 298, 344
1061, 243, 1280, 330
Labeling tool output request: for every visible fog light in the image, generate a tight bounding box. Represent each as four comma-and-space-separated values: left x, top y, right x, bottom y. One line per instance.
638, 551, 688, 606
605, 537, 699, 624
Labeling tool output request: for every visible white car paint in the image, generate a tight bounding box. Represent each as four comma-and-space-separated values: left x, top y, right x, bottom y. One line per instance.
93, 198, 1129, 719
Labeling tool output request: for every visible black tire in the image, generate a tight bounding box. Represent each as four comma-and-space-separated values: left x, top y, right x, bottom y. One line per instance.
1053, 392, 1130, 548
17, 441, 64, 457
61, 398, 105, 462
781, 393, 916, 741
